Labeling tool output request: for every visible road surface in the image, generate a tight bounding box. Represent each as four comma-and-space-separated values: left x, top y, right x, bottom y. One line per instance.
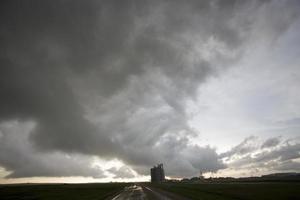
109, 184, 189, 200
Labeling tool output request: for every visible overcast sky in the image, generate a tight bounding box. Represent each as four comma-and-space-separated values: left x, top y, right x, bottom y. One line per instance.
0, 0, 300, 183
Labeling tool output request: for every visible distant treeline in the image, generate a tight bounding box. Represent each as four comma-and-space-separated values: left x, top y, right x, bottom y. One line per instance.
169, 172, 300, 183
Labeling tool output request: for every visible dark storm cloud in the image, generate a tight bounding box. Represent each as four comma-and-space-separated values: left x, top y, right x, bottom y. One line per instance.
0, 0, 299, 178
0, 121, 104, 178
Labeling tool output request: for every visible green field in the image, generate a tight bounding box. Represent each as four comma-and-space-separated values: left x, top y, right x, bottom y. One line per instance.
153, 182, 300, 200
0, 183, 128, 200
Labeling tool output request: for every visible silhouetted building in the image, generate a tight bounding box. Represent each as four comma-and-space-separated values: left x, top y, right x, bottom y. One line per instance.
151, 163, 165, 183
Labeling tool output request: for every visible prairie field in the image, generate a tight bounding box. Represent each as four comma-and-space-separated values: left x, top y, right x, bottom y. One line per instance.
153, 182, 300, 200
1, 182, 300, 200
0, 183, 128, 200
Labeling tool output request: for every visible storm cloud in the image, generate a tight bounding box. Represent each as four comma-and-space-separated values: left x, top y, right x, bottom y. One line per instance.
0, 0, 299, 179
218, 136, 300, 177
0, 121, 104, 178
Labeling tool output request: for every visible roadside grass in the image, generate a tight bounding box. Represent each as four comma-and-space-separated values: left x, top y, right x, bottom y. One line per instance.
153, 182, 300, 200
0, 183, 129, 200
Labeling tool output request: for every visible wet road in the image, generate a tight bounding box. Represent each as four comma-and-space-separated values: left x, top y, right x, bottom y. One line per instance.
110, 185, 173, 200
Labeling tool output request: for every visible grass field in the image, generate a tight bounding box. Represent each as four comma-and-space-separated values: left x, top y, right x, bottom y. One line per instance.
153, 182, 300, 200
1, 182, 299, 200
0, 183, 129, 200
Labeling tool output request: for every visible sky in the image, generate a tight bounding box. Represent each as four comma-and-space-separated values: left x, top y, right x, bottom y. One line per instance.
0, 0, 300, 183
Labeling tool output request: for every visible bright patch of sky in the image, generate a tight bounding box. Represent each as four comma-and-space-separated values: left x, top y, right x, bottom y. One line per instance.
188, 19, 300, 153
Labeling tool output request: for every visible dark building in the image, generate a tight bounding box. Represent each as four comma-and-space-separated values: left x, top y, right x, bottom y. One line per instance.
151, 163, 165, 182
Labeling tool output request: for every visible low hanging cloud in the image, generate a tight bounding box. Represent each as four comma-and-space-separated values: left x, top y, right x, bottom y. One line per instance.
261, 137, 281, 149
0, 121, 104, 178
0, 0, 299, 179
219, 136, 300, 176
219, 136, 258, 159
107, 166, 136, 179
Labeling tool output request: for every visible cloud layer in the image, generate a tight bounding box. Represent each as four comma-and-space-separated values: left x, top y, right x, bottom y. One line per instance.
0, 0, 299, 179
217, 136, 300, 177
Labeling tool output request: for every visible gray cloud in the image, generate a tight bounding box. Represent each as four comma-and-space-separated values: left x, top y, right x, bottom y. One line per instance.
261, 137, 281, 149
222, 137, 300, 174
273, 160, 300, 171
108, 166, 136, 179
219, 136, 258, 159
0, 121, 104, 178
0, 0, 299, 178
